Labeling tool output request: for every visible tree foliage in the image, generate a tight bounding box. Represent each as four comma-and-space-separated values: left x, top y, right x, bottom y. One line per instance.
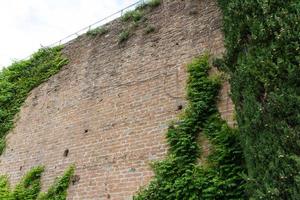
217, 0, 300, 198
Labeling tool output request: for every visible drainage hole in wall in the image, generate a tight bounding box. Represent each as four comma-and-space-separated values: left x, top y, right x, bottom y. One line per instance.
63, 149, 69, 157
71, 174, 80, 185
177, 104, 183, 111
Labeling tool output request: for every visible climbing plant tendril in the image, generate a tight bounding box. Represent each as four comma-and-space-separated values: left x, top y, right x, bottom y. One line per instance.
0, 46, 68, 155
134, 55, 246, 199
217, 0, 300, 199
0, 166, 74, 200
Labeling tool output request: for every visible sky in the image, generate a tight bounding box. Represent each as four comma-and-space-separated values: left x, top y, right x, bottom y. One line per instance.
0, 0, 137, 68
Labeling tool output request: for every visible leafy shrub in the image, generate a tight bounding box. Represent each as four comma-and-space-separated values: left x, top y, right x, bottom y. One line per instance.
217, 0, 300, 199
0, 47, 68, 155
86, 27, 108, 37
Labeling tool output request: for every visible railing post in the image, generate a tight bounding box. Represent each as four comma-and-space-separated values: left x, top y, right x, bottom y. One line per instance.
140, 0, 145, 8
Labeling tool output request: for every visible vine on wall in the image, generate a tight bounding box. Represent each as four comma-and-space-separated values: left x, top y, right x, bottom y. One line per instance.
134, 55, 246, 199
0, 46, 68, 155
0, 166, 74, 200
217, 0, 300, 199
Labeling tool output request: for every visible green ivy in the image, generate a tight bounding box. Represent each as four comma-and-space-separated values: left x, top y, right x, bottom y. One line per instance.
37, 166, 74, 200
217, 0, 300, 199
134, 55, 246, 199
13, 166, 44, 200
0, 46, 68, 155
0, 176, 12, 199
0, 166, 74, 200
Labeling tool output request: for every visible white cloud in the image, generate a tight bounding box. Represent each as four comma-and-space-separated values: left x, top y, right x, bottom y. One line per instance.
0, 0, 137, 68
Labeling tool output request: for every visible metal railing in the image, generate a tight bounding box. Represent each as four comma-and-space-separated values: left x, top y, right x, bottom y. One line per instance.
46, 0, 145, 47
15, 0, 146, 62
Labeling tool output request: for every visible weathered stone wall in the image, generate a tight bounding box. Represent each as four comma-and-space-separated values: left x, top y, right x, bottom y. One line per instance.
0, 0, 233, 199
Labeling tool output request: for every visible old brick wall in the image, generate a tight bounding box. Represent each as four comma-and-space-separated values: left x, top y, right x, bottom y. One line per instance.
0, 0, 233, 199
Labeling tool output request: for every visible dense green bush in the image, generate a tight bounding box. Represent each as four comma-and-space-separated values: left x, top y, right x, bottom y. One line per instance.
0, 166, 74, 200
134, 55, 245, 199
217, 0, 300, 199
0, 46, 68, 155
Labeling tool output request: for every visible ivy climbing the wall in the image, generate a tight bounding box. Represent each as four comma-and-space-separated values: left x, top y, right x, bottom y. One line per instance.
13, 166, 44, 200
134, 55, 246, 199
217, 0, 300, 199
0, 166, 74, 200
0, 46, 68, 155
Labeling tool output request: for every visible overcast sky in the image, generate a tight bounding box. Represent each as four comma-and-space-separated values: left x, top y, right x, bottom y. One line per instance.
0, 0, 137, 68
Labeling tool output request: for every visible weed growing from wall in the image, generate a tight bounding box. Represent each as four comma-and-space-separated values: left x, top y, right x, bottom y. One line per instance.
147, 0, 161, 8
0, 46, 68, 155
137, 0, 161, 10
134, 55, 246, 199
118, 30, 130, 43
122, 10, 144, 22
0, 166, 74, 200
86, 27, 108, 37
144, 25, 155, 34
217, 0, 300, 199
118, 0, 161, 44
